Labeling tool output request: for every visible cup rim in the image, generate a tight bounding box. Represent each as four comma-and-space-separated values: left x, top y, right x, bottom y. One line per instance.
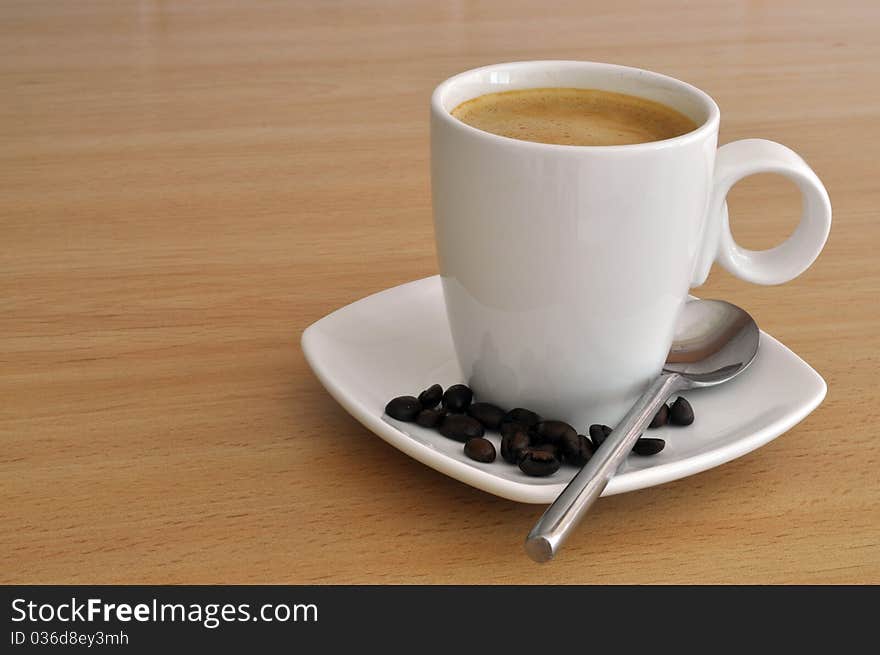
431, 60, 721, 152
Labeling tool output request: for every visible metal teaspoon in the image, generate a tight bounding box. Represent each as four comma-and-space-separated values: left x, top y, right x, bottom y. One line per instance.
525, 298, 761, 562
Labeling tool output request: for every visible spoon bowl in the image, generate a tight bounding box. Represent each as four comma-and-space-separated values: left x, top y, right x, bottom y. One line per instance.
664, 299, 761, 386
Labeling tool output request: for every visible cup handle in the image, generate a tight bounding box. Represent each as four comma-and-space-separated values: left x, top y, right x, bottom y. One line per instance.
691, 138, 832, 286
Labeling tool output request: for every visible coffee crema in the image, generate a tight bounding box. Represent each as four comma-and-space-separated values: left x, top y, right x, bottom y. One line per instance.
450, 87, 698, 146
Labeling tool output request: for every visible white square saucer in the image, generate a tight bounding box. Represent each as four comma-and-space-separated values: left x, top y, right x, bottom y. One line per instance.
301, 276, 826, 503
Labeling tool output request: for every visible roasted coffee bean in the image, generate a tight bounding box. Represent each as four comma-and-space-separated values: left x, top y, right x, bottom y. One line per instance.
632, 438, 666, 456
439, 414, 484, 442
385, 396, 422, 422
669, 397, 694, 426
501, 408, 541, 429
442, 384, 473, 413
530, 420, 581, 462
500, 429, 531, 464
418, 384, 443, 409
588, 424, 613, 447
530, 420, 578, 444
467, 402, 506, 429
566, 435, 595, 467
464, 437, 496, 463
649, 404, 669, 429
517, 448, 561, 477
579, 434, 596, 452
415, 408, 445, 428
532, 442, 561, 458
500, 421, 528, 438
558, 430, 583, 462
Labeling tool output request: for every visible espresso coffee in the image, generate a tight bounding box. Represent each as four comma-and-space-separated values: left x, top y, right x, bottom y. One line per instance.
451, 87, 697, 146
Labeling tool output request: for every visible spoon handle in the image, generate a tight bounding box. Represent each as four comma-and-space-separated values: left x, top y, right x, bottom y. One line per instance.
525, 372, 686, 562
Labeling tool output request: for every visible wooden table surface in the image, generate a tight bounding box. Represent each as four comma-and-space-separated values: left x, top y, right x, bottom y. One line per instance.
2, 0, 878, 584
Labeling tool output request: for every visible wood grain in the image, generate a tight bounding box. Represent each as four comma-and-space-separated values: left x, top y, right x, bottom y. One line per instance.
1, 0, 878, 584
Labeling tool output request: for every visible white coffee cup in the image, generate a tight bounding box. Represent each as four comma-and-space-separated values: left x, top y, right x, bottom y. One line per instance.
430, 61, 831, 427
